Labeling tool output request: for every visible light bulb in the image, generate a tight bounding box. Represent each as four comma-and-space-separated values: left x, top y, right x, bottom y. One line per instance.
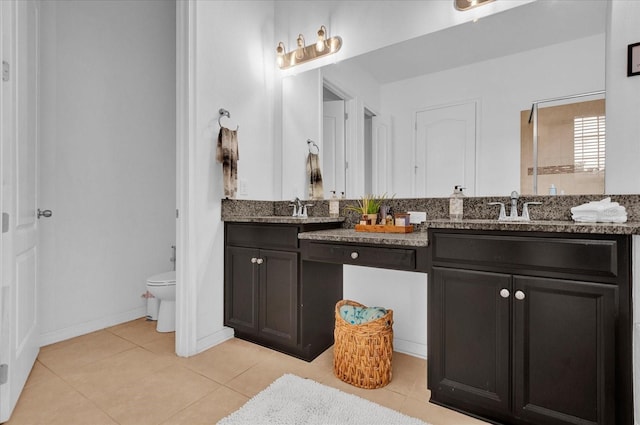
295, 34, 305, 60
276, 42, 285, 67
316, 26, 326, 52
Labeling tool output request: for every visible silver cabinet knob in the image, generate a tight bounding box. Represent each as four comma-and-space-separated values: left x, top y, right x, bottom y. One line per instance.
350, 252, 359, 259
251, 257, 257, 264
500, 288, 510, 298
515, 290, 526, 300
256, 258, 264, 265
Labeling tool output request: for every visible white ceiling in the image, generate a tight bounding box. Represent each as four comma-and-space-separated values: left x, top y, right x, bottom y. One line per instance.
349, 0, 607, 84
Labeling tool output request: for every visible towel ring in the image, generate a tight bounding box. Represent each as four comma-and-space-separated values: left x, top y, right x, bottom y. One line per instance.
218, 108, 238, 130
307, 139, 319, 155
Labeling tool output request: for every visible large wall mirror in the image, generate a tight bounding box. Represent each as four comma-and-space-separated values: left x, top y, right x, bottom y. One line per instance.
279, 0, 607, 200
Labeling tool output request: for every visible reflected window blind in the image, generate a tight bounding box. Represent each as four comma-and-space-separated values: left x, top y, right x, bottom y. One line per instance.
574, 115, 605, 172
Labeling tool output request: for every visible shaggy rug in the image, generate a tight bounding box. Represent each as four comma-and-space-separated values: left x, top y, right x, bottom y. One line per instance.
217, 374, 430, 425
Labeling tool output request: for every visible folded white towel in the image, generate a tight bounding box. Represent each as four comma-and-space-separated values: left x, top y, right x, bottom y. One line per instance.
571, 198, 627, 223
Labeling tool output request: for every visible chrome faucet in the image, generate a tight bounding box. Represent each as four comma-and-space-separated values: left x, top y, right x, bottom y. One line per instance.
289, 197, 310, 217
488, 191, 542, 221
509, 191, 519, 219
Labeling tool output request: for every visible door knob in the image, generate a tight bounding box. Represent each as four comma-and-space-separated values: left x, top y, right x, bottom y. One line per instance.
515, 290, 526, 300
499, 288, 510, 298
256, 258, 264, 265
251, 257, 257, 264
37, 209, 52, 219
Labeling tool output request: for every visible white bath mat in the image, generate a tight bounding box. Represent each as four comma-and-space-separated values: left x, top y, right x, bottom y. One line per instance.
217, 373, 430, 425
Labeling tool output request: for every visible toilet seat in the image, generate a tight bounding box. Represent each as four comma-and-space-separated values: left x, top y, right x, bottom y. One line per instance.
147, 271, 176, 286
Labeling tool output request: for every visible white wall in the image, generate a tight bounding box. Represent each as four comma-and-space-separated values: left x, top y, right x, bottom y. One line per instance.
383, 34, 605, 198
344, 266, 427, 358
38, 1, 177, 343
188, 0, 275, 352
605, 0, 640, 194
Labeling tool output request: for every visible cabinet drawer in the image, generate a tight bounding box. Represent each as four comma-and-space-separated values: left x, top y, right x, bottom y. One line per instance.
226, 223, 299, 250
431, 232, 619, 279
303, 241, 416, 271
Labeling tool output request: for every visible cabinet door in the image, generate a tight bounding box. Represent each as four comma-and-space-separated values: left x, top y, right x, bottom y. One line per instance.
224, 246, 259, 335
513, 276, 616, 425
258, 249, 299, 347
430, 267, 511, 416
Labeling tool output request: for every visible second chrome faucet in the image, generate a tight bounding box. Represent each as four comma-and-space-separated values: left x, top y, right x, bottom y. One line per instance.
489, 191, 542, 221
289, 197, 313, 218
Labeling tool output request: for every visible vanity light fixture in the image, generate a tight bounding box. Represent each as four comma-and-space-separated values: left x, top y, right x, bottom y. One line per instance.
454, 0, 494, 11
276, 25, 342, 70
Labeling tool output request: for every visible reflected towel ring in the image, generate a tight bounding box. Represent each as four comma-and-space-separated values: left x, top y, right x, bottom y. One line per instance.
218, 108, 238, 130
307, 139, 319, 154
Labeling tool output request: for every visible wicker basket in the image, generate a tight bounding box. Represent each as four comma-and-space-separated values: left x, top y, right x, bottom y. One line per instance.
333, 299, 393, 389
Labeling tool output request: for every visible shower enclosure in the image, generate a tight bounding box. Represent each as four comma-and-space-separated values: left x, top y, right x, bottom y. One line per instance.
521, 91, 606, 195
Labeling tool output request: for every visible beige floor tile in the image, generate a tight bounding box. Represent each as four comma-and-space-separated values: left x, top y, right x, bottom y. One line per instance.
387, 352, 428, 396
37, 330, 136, 375
94, 364, 219, 425
180, 338, 269, 384
23, 361, 57, 389
9, 319, 496, 425
162, 386, 249, 425
108, 317, 168, 345
400, 396, 491, 425
4, 375, 117, 425
140, 331, 178, 357
64, 347, 177, 399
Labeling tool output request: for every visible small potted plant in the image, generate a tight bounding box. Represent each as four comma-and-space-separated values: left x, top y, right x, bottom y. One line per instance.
345, 194, 386, 224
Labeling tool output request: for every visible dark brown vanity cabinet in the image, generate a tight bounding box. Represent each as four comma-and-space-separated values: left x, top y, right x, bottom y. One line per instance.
224, 222, 343, 361
225, 245, 298, 347
428, 230, 632, 425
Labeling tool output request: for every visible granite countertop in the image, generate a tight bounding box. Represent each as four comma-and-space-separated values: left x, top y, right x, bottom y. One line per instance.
298, 228, 430, 247
425, 219, 640, 235
297, 218, 640, 248
223, 216, 345, 225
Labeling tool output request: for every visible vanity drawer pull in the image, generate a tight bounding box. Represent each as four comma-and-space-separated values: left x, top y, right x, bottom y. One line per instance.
350, 251, 359, 259
251, 257, 257, 264
515, 290, 526, 300
500, 288, 510, 298
256, 258, 264, 265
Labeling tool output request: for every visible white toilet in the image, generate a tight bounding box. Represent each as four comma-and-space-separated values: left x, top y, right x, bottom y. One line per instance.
146, 271, 176, 332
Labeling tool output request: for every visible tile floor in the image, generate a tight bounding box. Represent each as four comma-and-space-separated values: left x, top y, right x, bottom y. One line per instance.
4, 318, 488, 425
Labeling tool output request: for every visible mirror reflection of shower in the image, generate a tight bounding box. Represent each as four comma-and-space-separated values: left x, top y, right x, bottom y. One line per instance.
521, 90, 605, 195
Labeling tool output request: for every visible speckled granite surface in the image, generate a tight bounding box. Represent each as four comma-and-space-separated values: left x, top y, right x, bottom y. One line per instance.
222, 195, 640, 236
298, 228, 430, 247
224, 216, 345, 224
425, 219, 640, 235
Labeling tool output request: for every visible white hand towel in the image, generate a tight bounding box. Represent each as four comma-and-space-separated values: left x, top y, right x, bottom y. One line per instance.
571, 198, 627, 223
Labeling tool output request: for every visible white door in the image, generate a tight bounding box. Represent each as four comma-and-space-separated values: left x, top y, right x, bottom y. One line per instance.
415, 102, 476, 197
372, 114, 393, 195
323, 99, 346, 196
0, 1, 40, 421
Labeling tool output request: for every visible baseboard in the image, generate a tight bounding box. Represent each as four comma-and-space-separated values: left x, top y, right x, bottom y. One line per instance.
195, 326, 235, 354
393, 337, 427, 359
39, 307, 147, 347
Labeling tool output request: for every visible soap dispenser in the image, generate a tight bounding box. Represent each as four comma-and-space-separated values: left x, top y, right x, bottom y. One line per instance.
449, 185, 465, 221
329, 191, 339, 218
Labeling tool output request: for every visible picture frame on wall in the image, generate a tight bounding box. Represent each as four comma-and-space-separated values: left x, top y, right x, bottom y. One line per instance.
628, 42, 640, 77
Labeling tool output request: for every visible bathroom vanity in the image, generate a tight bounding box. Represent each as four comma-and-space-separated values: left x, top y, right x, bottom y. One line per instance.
427, 227, 632, 425
222, 201, 636, 425
223, 219, 344, 361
